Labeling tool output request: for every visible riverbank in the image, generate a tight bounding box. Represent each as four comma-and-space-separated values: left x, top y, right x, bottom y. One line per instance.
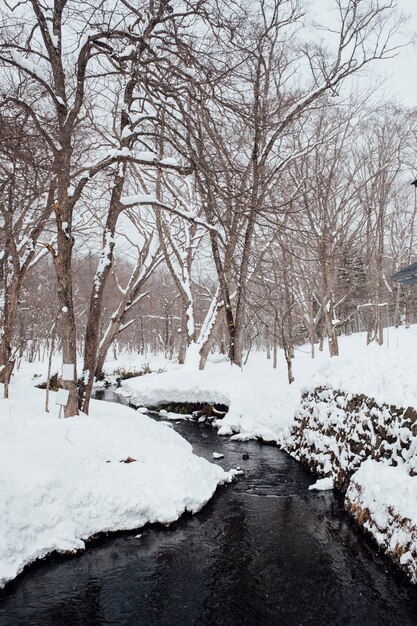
287, 385, 417, 582
115, 325, 417, 583
2, 325, 417, 588
0, 364, 238, 589
2, 415, 417, 625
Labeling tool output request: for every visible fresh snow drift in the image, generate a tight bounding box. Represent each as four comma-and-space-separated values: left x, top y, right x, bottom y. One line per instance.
116, 358, 301, 444
308, 477, 334, 491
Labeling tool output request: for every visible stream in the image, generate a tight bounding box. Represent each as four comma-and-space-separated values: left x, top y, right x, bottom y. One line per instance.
1, 389, 417, 625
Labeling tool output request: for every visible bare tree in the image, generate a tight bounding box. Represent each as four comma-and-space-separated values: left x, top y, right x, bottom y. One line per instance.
177, 0, 404, 366
355, 108, 410, 344
0, 104, 53, 396
94, 210, 163, 378
0, 0, 205, 413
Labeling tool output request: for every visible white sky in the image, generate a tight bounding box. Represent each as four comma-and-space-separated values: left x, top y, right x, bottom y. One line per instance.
312, 0, 417, 108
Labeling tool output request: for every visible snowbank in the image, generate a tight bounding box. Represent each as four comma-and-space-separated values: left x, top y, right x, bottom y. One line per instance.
115, 326, 417, 445
0, 368, 236, 589
116, 356, 305, 444
307, 326, 417, 410
285, 381, 417, 583
346, 460, 417, 583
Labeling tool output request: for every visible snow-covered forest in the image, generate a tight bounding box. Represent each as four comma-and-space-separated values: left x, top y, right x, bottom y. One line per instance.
2, 0, 417, 620
1, 0, 415, 412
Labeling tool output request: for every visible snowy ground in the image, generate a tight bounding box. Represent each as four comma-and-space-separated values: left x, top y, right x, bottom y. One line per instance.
0, 363, 237, 589
2, 324, 417, 587
114, 326, 417, 582
115, 358, 298, 443
116, 325, 417, 444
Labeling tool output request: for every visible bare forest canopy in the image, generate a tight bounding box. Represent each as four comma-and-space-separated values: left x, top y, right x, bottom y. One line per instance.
0, 0, 416, 415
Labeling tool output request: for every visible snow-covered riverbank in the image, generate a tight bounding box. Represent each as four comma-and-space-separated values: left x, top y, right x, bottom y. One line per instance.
115, 325, 417, 442
2, 324, 417, 587
346, 461, 417, 583
0, 365, 237, 589
114, 325, 417, 582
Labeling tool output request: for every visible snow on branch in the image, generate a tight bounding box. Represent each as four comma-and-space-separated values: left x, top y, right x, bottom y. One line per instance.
120, 195, 225, 243
116, 319, 136, 335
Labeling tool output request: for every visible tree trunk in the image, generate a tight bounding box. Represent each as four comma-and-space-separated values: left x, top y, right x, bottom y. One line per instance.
0, 256, 22, 393
197, 296, 224, 370
178, 304, 188, 365
272, 315, 278, 369
53, 150, 79, 417
324, 298, 339, 357
45, 318, 58, 412
0, 288, 19, 393
284, 343, 294, 384
393, 283, 401, 328
309, 325, 315, 359
308, 298, 317, 358
54, 247, 78, 416
265, 325, 271, 360
375, 259, 385, 346
376, 305, 384, 346
79, 176, 123, 413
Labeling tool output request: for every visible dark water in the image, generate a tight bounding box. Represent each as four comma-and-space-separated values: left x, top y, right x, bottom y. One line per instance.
1, 391, 417, 625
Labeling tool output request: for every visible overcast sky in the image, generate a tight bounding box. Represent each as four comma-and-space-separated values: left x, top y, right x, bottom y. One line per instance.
311, 0, 417, 107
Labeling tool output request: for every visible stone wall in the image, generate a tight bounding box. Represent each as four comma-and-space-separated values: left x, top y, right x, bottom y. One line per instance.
286, 385, 417, 490
285, 385, 417, 583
